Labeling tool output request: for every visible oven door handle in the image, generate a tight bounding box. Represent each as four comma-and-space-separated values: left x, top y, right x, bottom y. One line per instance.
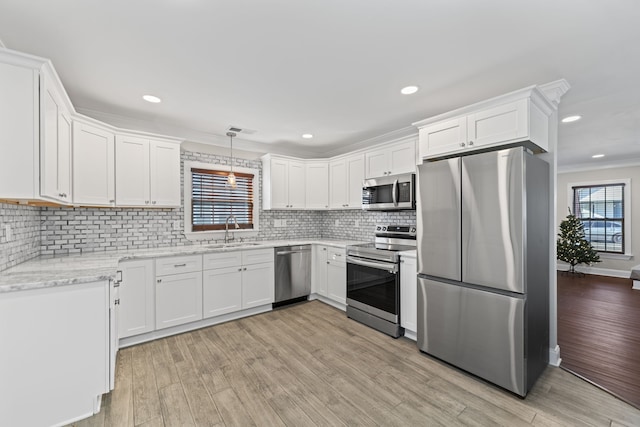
346, 256, 398, 273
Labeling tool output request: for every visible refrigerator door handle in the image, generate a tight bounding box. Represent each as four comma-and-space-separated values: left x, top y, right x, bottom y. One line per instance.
392, 179, 398, 206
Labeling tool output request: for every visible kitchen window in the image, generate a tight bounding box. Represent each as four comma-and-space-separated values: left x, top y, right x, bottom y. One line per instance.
184, 161, 259, 239
571, 181, 628, 255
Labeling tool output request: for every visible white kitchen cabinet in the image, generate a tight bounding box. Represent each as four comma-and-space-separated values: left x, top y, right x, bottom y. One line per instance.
262, 155, 306, 209
156, 271, 203, 330
73, 120, 115, 206
115, 135, 181, 207
118, 259, 155, 339
203, 248, 274, 318
414, 88, 553, 160
155, 255, 203, 330
203, 266, 243, 318
242, 262, 275, 308
40, 68, 72, 204
330, 153, 364, 209
0, 281, 110, 427
400, 254, 417, 338
312, 245, 329, 296
326, 247, 346, 305
305, 161, 329, 209
365, 139, 416, 178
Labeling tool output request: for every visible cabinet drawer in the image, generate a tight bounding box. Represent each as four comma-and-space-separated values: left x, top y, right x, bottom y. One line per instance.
155, 255, 202, 276
203, 251, 243, 270
242, 248, 274, 265
327, 247, 345, 263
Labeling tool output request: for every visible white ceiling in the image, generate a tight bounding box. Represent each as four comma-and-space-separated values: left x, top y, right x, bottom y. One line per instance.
0, 1, 639, 171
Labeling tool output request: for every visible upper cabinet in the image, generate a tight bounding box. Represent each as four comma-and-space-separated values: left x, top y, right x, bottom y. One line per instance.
365, 138, 416, 178
330, 153, 364, 209
115, 135, 181, 207
414, 87, 554, 161
262, 155, 306, 210
40, 68, 72, 204
0, 48, 183, 207
73, 120, 115, 206
305, 161, 329, 209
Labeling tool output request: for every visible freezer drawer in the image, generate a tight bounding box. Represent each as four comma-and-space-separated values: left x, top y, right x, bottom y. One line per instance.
417, 277, 526, 396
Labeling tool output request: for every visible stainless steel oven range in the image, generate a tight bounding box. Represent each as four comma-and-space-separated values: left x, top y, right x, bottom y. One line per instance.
346, 224, 416, 338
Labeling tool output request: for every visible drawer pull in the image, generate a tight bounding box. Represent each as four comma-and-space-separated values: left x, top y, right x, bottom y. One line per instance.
174, 263, 187, 267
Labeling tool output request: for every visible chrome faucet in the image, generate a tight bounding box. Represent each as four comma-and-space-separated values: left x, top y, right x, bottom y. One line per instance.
224, 215, 240, 243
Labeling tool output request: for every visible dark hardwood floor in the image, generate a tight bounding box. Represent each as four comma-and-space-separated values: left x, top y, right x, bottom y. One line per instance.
557, 271, 640, 409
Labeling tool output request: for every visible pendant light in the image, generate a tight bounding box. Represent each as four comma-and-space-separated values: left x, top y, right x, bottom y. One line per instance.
226, 131, 237, 189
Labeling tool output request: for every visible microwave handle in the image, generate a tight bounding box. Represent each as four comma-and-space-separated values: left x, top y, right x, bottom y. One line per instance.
392, 179, 398, 206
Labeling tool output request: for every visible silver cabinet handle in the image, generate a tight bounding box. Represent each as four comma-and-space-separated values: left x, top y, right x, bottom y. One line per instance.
238, 268, 242, 271
145, 200, 150, 204
460, 142, 466, 147
469, 141, 474, 146
157, 279, 162, 283
174, 263, 187, 267
243, 267, 247, 271
109, 199, 115, 203
152, 201, 157, 204
322, 248, 326, 251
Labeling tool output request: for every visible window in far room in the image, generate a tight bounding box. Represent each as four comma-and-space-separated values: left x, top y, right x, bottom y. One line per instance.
572, 182, 626, 254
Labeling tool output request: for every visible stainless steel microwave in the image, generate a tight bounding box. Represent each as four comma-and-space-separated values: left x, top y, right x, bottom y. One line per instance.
362, 173, 416, 211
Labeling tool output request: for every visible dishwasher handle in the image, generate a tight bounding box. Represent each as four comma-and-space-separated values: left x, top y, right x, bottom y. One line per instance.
276, 249, 311, 256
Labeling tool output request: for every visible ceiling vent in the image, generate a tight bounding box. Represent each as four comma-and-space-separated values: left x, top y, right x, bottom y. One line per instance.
227, 125, 256, 135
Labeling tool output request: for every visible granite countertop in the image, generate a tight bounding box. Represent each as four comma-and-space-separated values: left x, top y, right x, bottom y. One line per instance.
0, 239, 365, 293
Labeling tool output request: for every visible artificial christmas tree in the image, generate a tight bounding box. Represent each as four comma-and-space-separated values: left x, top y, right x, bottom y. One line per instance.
557, 210, 600, 274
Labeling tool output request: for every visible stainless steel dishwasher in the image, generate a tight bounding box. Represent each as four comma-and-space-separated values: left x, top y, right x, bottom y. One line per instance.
274, 245, 312, 306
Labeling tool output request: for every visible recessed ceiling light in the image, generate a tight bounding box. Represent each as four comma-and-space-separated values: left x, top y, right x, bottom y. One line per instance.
401, 85, 419, 95
561, 115, 581, 123
592, 154, 605, 159
302, 133, 313, 139
142, 95, 162, 103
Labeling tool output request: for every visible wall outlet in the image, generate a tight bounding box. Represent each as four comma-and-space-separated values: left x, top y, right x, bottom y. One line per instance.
282, 219, 287, 227
335, 219, 339, 226
4, 224, 12, 242
274, 219, 281, 227
172, 220, 182, 230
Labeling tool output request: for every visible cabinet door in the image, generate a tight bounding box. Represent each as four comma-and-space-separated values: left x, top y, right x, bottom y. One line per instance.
365, 149, 389, 178
156, 271, 203, 330
270, 158, 289, 209
418, 117, 467, 159
287, 160, 306, 209
329, 159, 347, 208
203, 266, 243, 318
305, 162, 329, 209
346, 154, 365, 209
242, 262, 274, 308
150, 140, 181, 206
467, 99, 527, 148
73, 122, 115, 205
389, 140, 416, 175
115, 135, 150, 206
400, 256, 417, 333
40, 79, 71, 203
312, 245, 328, 296
118, 259, 155, 338
327, 260, 346, 305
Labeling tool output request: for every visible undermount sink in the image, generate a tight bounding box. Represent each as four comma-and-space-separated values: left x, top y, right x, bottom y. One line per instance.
206, 242, 262, 249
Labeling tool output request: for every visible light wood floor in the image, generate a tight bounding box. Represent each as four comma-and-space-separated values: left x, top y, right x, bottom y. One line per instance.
70, 301, 640, 427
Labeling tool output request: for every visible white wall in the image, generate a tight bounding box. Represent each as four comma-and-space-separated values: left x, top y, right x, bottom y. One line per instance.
557, 165, 640, 274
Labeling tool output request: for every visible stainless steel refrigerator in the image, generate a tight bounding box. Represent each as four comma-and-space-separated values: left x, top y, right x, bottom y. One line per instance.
416, 146, 549, 397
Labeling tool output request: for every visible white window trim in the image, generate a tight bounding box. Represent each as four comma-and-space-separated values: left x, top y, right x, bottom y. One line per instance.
183, 160, 260, 241
566, 178, 631, 258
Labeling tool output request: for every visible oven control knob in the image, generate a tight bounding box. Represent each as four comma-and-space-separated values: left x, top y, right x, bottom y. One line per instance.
382, 226, 387, 231
411, 227, 416, 233
376, 226, 381, 231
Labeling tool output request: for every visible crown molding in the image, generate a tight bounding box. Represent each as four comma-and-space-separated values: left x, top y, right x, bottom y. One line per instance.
557, 157, 640, 174
539, 79, 571, 108
322, 126, 418, 158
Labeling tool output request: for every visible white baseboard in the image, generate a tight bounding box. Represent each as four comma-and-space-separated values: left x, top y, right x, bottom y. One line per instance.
309, 293, 346, 311
556, 264, 629, 279
633, 280, 640, 290
404, 330, 417, 341
549, 345, 562, 367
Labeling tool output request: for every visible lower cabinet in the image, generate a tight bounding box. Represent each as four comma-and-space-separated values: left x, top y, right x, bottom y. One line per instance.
155, 255, 204, 330
312, 245, 329, 296
315, 246, 346, 305
118, 259, 155, 338
0, 281, 110, 427
400, 255, 417, 336
203, 248, 275, 319
156, 270, 203, 330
